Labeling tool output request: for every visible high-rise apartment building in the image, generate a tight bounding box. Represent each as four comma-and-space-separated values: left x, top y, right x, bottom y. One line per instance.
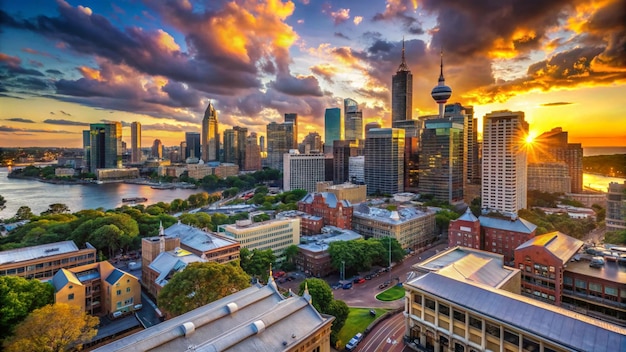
324, 108, 341, 153
185, 132, 201, 160
482, 110, 529, 214
130, 121, 141, 163
266, 121, 293, 170
244, 132, 261, 171
527, 162, 571, 194
223, 129, 237, 164
391, 40, 412, 122
202, 102, 219, 162
284, 113, 298, 149
445, 103, 479, 184
419, 119, 465, 204
283, 150, 325, 193
530, 127, 583, 193
364, 128, 404, 195
344, 98, 363, 141
333, 140, 362, 185
606, 181, 626, 232
89, 122, 122, 173
151, 139, 163, 159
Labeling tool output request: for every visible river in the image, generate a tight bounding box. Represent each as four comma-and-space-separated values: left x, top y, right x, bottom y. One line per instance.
0, 167, 203, 218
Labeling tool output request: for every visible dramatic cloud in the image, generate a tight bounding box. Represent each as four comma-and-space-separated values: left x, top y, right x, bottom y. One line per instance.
372, 0, 419, 31
541, 102, 574, 107
43, 119, 88, 126
353, 16, 363, 25
334, 32, 350, 40
310, 64, 339, 83
4, 117, 35, 123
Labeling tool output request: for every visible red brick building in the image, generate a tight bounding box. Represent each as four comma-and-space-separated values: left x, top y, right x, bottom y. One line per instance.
448, 208, 481, 249
298, 192, 353, 230
480, 215, 537, 264
514, 231, 583, 305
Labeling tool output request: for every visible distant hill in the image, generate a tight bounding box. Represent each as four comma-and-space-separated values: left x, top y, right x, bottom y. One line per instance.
583, 154, 626, 177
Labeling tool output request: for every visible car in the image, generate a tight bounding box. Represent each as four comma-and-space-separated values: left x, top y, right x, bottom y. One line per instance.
331, 282, 342, 289
355, 278, 366, 284
365, 274, 372, 280
345, 333, 363, 350
342, 282, 353, 290
378, 283, 388, 289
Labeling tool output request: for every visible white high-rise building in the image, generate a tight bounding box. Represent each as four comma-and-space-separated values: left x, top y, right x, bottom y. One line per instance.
283, 150, 325, 193
482, 110, 529, 215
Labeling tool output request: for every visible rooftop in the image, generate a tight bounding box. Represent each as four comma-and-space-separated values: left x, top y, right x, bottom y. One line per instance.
414, 246, 518, 289
0, 240, 82, 265
407, 272, 626, 352
149, 248, 205, 288
299, 192, 351, 209
353, 203, 433, 224
479, 215, 537, 234
565, 259, 626, 284
93, 283, 333, 352
516, 231, 584, 264
299, 227, 363, 253
455, 207, 479, 223
164, 222, 238, 253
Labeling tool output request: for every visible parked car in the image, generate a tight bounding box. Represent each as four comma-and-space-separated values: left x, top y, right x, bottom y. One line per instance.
345, 333, 363, 350
378, 283, 388, 289
355, 278, 366, 284
342, 282, 353, 290
331, 282, 343, 289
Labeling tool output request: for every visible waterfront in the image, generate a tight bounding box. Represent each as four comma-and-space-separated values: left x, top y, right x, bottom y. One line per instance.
0, 167, 202, 218
583, 173, 626, 192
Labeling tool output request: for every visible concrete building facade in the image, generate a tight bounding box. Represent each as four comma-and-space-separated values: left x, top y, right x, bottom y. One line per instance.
364, 128, 404, 195
283, 151, 325, 193
219, 218, 300, 260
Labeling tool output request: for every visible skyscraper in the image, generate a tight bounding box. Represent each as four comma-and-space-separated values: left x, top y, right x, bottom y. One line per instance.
391, 39, 412, 122
244, 132, 261, 171
284, 113, 298, 149
324, 108, 341, 153
431, 52, 452, 118
266, 121, 293, 170
300, 132, 323, 154
482, 110, 529, 214
223, 129, 237, 164
283, 150, 325, 193
89, 122, 122, 173
344, 98, 363, 141
333, 140, 362, 185
364, 128, 404, 195
529, 127, 583, 193
130, 121, 141, 163
82, 130, 91, 171
151, 139, 163, 159
202, 102, 219, 162
419, 119, 465, 204
445, 103, 478, 184
185, 132, 201, 161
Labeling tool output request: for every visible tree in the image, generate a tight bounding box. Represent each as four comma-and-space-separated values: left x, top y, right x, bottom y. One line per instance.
239, 248, 276, 282
158, 262, 250, 317
0, 194, 6, 212
14, 206, 34, 221
327, 299, 349, 346
3, 303, 98, 352
282, 244, 299, 271
298, 279, 348, 346
40, 203, 70, 216
0, 276, 54, 341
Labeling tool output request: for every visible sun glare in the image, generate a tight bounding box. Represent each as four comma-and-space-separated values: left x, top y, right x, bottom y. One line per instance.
525, 133, 536, 144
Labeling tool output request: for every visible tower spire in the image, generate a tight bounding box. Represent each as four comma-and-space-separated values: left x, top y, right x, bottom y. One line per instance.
439, 49, 445, 82
431, 48, 452, 118
396, 37, 409, 72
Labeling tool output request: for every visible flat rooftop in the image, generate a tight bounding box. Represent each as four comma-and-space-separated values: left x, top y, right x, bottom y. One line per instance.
565, 259, 626, 283
0, 240, 82, 265
164, 222, 238, 253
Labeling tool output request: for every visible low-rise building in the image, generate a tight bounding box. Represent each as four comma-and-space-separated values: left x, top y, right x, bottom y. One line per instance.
352, 203, 436, 249
298, 192, 353, 230
276, 210, 323, 236
606, 181, 626, 232
93, 280, 334, 352
219, 218, 300, 260
448, 208, 481, 249
480, 215, 537, 264
55, 167, 76, 177
144, 247, 206, 298
316, 181, 367, 204
96, 168, 140, 181
296, 227, 362, 277
534, 205, 596, 220
52, 260, 141, 317
163, 221, 240, 262
0, 240, 96, 280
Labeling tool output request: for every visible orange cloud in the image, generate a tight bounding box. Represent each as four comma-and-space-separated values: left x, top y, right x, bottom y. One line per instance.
77, 66, 102, 81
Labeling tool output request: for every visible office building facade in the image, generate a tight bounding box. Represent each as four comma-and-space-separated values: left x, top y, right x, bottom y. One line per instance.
364, 128, 404, 195
202, 102, 219, 162
606, 181, 626, 232
333, 139, 362, 184
324, 108, 341, 153
151, 139, 163, 159
300, 132, 323, 154
185, 132, 201, 161
391, 40, 412, 122
482, 110, 529, 214
527, 162, 571, 194
283, 151, 325, 193
244, 132, 261, 171
219, 218, 300, 260
89, 122, 122, 173
266, 121, 294, 170
419, 119, 465, 204
530, 127, 583, 193
284, 113, 298, 149
130, 121, 141, 163
392, 119, 422, 190
344, 98, 363, 141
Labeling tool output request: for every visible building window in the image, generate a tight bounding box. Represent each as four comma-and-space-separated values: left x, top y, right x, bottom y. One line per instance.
504, 329, 519, 345
68, 293, 74, 300
425, 298, 435, 311
126, 287, 131, 293
439, 303, 450, 316
413, 294, 422, 304
486, 323, 500, 338
117, 289, 122, 296
453, 310, 465, 323
469, 316, 482, 329
117, 301, 121, 308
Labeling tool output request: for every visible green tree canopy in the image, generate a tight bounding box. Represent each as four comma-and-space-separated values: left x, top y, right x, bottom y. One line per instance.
158, 262, 250, 317
0, 276, 54, 341
240, 248, 276, 282
14, 206, 34, 221
298, 279, 348, 346
3, 303, 98, 352
40, 203, 70, 216
0, 194, 6, 212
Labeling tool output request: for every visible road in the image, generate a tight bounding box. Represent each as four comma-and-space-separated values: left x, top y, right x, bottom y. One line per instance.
354, 312, 410, 352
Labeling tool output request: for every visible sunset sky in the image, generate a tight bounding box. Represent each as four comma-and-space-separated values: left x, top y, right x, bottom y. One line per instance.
1, 0, 625, 148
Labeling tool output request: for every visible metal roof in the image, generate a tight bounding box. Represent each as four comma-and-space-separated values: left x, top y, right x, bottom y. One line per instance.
565, 259, 626, 284
164, 222, 238, 253
456, 207, 478, 222
93, 283, 333, 352
353, 204, 433, 225
0, 240, 79, 265
516, 232, 584, 264
300, 192, 350, 209
149, 249, 206, 288
407, 273, 626, 352
299, 229, 363, 253
105, 269, 125, 285
52, 268, 83, 292
479, 215, 537, 234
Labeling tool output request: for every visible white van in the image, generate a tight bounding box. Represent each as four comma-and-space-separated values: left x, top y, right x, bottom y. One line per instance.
345, 332, 363, 350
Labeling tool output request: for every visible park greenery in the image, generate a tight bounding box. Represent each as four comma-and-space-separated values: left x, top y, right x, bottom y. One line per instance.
328, 237, 404, 276
158, 261, 250, 317
239, 248, 276, 282
376, 285, 405, 301
3, 303, 98, 352
298, 279, 349, 347
337, 308, 387, 350
0, 276, 54, 343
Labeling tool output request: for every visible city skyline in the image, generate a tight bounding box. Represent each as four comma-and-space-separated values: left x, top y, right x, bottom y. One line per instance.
1, 1, 625, 148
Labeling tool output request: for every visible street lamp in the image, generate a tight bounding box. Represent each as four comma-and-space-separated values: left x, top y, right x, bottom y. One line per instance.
341, 260, 345, 282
